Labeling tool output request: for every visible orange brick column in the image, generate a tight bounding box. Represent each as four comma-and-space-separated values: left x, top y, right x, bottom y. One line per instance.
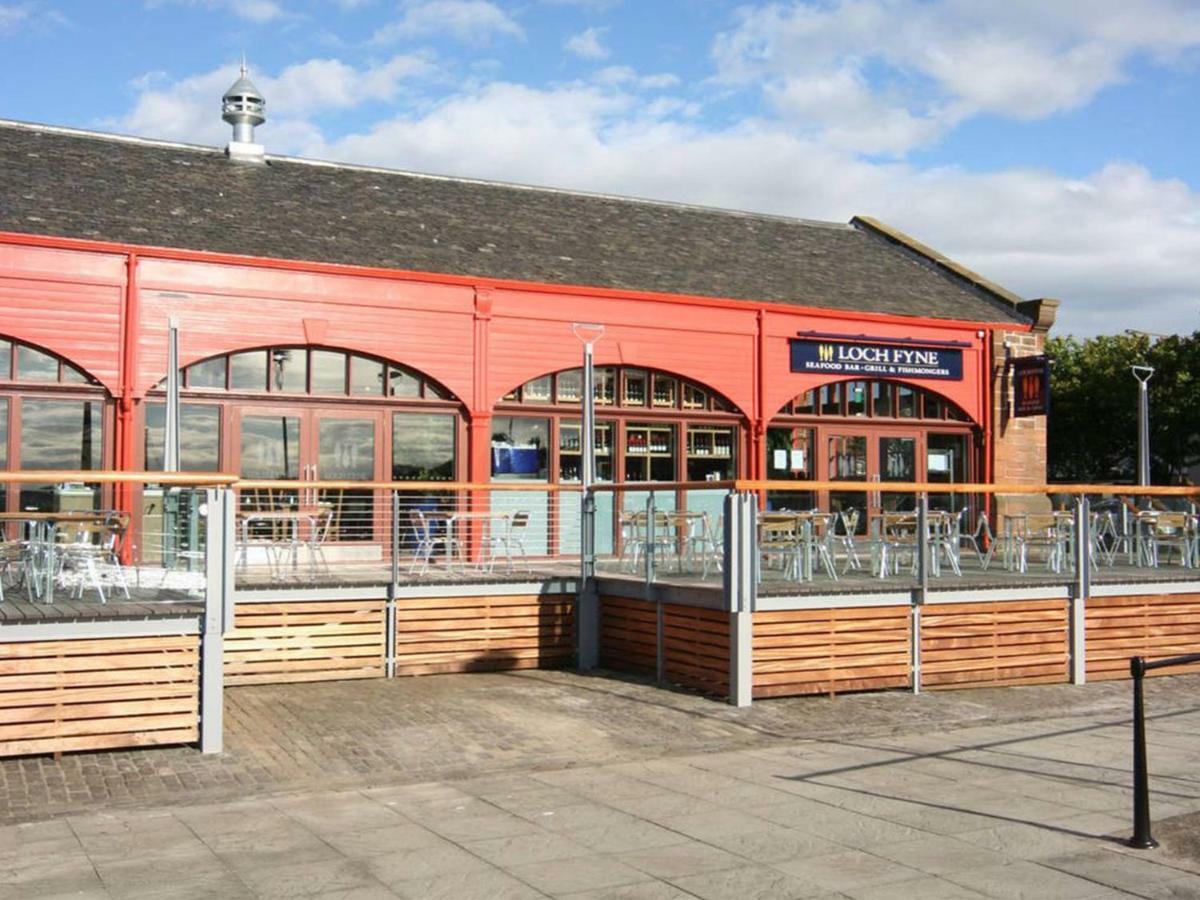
992, 298, 1059, 528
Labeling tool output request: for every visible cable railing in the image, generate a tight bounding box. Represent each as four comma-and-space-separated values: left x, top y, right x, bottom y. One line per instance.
0, 472, 1196, 602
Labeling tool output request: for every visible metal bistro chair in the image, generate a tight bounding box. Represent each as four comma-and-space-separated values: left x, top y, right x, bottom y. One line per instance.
1009, 513, 1070, 574
802, 511, 840, 581
1143, 512, 1197, 569
834, 508, 862, 574
759, 513, 802, 582
620, 510, 674, 574
482, 510, 529, 574
59, 513, 131, 603
958, 508, 997, 571
0, 533, 36, 603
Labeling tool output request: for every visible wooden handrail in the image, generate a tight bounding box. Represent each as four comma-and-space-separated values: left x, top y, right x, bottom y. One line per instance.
732, 480, 1200, 496
0, 471, 1195, 497
236, 479, 583, 492
1, 470, 239, 486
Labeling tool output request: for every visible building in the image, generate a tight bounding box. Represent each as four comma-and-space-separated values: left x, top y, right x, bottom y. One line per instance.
0, 70, 1057, 550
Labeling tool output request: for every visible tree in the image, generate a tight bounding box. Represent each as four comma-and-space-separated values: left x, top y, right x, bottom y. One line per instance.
1046, 331, 1200, 483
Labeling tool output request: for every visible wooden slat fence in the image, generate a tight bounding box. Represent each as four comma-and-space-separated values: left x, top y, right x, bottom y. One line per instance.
1086, 593, 1200, 681
393, 594, 573, 676
753, 606, 910, 698
921, 599, 1069, 689
0, 634, 199, 757
599, 596, 657, 676
225, 600, 386, 685
664, 605, 729, 697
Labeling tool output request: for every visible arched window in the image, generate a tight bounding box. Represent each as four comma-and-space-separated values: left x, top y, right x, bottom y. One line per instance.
0, 337, 106, 514
497, 366, 739, 484
144, 346, 461, 485
768, 378, 977, 525
777, 379, 970, 422
178, 346, 455, 400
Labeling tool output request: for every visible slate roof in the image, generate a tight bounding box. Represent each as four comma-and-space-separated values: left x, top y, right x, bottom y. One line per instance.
0, 120, 1028, 324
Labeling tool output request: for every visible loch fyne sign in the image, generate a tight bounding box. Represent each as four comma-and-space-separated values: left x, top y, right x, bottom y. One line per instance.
789, 337, 963, 381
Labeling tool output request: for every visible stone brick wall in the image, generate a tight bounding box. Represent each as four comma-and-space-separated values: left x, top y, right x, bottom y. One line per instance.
992, 299, 1059, 525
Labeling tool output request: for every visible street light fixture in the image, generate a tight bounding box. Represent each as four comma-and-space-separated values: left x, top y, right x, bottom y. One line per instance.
572, 324, 604, 573
1132, 365, 1154, 488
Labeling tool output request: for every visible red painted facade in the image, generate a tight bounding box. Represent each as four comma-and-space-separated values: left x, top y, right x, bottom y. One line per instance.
0, 229, 1029, 497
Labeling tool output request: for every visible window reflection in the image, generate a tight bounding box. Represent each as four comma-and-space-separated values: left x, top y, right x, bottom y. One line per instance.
20, 400, 101, 470
144, 403, 221, 471
319, 419, 375, 480
271, 349, 307, 393
187, 356, 226, 389
0, 340, 11, 379
239, 415, 300, 479
311, 351, 346, 394
17, 346, 58, 382
350, 357, 384, 396
393, 413, 455, 480
230, 351, 267, 391
491, 416, 548, 481
387, 366, 421, 398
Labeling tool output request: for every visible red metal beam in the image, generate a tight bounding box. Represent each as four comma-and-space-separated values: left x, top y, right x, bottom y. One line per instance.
0, 230, 1034, 335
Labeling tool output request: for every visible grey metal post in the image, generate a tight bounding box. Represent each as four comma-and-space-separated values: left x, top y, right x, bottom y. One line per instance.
911, 604, 922, 694
645, 492, 656, 587
726, 492, 756, 707
163, 318, 181, 567
1133, 366, 1154, 490
1071, 495, 1090, 684
200, 487, 229, 754
575, 324, 602, 671
916, 493, 929, 602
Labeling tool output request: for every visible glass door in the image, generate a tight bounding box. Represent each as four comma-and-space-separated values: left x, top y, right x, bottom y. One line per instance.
766, 426, 814, 511
928, 432, 969, 515
826, 433, 869, 532
879, 436, 917, 515
235, 408, 302, 516
314, 412, 382, 542
233, 407, 384, 541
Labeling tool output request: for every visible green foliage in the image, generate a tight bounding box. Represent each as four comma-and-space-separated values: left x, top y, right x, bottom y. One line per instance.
1046, 331, 1200, 483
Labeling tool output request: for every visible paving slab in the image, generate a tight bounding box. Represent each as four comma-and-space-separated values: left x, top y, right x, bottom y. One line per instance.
4, 671, 1200, 897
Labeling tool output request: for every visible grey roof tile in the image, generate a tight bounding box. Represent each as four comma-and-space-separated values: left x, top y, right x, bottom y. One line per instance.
0, 121, 1028, 325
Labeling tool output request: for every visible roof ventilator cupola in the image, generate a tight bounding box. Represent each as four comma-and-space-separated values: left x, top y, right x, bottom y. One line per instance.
222, 58, 266, 163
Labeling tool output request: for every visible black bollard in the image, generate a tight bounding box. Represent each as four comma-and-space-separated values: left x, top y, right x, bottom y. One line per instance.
1129, 656, 1158, 849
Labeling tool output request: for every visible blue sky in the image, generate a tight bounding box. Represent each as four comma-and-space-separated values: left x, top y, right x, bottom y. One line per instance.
4, 0, 1200, 336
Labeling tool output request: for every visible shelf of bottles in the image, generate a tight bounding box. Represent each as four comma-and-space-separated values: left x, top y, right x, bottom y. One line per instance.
685, 426, 735, 481
623, 423, 676, 482
558, 421, 613, 482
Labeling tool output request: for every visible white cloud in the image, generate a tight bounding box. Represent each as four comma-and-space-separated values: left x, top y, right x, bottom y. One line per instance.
111, 55, 430, 150
565, 26, 608, 60
713, 0, 1200, 154
0, 2, 67, 32
0, 4, 29, 30
103, 8, 1200, 338
301, 82, 1200, 337
146, 0, 285, 22
371, 0, 523, 45
594, 66, 678, 90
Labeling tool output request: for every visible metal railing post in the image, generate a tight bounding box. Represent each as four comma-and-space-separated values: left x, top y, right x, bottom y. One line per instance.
1071, 496, 1090, 684
199, 487, 229, 754
645, 492, 656, 587
1129, 656, 1157, 849
576, 485, 600, 670
726, 491, 756, 707
911, 604, 922, 694
916, 493, 929, 603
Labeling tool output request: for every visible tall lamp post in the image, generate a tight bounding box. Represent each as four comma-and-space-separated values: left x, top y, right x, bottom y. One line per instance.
572, 323, 604, 670
1132, 365, 1154, 489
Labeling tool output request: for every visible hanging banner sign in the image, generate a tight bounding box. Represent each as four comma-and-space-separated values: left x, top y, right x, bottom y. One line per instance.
789, 337, 963, 381
1011, 354, 1050, 418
